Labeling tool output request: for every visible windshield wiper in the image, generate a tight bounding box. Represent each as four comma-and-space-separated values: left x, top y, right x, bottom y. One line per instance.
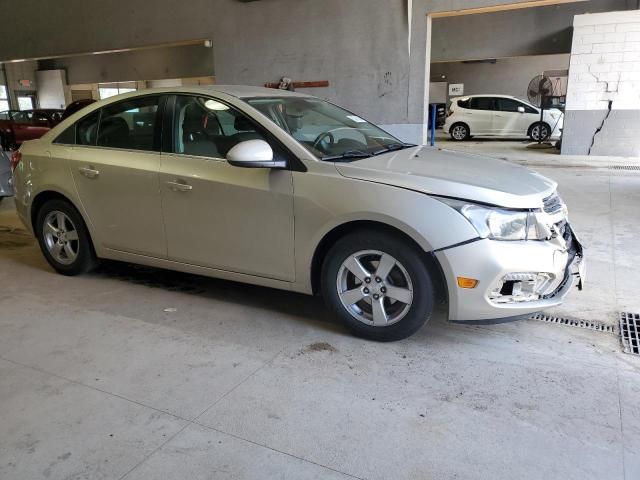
322, 150, 372, 162
372, 143, 416, 156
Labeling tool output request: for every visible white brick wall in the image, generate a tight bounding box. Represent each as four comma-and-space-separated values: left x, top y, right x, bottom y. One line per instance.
567, 10, 640, 111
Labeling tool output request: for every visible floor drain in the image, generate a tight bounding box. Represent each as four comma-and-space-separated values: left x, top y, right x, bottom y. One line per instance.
620, 312, 640, 355
531, 313, 615, 333
610, 165, 640, 171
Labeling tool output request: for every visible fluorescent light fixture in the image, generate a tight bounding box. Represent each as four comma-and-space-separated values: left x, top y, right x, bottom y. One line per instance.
204, 99, 229, 111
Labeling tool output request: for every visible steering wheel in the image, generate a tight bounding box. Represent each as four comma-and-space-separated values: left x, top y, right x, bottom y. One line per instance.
312, 131, 336, 152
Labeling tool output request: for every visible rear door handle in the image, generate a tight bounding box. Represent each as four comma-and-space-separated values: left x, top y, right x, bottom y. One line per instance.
79, 166, 100, 179
166, 180, 193, 192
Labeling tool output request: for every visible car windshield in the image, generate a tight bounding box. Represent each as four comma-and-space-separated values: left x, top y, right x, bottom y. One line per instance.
246, 96, 412, 160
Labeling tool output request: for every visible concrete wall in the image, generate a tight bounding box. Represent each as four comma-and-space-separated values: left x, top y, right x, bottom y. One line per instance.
430, 54, 570, 101
431, 0, 635, 62
562, 9, 640, 156
38, 44, 214, 85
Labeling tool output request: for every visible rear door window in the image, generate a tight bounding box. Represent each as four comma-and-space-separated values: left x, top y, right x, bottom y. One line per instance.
32, 111, 50, 126
97, 96, 161, 151
12, 111, 32, 124
469, 97, 495, 111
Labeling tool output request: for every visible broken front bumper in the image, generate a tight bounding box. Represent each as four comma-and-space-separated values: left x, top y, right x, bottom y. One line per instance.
435, 225, 585, 322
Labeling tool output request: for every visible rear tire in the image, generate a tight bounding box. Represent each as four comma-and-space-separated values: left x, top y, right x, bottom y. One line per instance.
35, 199, 98, 276
450, 123, 470, 141
321, 230, 434, 341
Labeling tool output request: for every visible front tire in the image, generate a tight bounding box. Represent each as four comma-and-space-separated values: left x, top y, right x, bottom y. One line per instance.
35, 199, 98, 276
450, 123, 470, 141
529, 122, 551, 142
321, 230, 434, 341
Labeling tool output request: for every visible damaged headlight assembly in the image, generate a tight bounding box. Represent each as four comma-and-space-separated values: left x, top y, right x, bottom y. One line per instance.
436, 197, 553, 241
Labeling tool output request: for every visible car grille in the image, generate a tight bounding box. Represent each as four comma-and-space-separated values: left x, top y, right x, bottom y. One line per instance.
543, 193, 564, 214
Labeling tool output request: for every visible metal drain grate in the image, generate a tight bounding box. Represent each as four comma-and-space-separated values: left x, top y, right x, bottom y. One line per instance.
610, 165, 640, 171
531, 313, 616, 333
620, 312, 640, 355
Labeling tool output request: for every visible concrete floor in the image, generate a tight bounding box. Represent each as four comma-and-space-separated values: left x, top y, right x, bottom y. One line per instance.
1, 143, 640, 479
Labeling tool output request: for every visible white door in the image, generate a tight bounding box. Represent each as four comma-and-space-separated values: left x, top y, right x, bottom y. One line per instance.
493, 98, 523, 136
69, 96, 166, 257
467, 97, 495, 135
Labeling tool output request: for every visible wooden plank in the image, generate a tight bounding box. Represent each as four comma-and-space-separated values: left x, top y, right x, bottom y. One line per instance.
264, 80, 329, 89
429, 0, 586, 19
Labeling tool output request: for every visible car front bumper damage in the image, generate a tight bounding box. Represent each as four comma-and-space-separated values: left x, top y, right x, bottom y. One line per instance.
435, 224, 585, 322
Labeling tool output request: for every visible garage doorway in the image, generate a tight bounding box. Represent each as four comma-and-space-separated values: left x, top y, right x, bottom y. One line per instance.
424, 0, 603, 157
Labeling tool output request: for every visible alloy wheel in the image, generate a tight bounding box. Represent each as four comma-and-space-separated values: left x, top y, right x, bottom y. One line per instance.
43, 210, 80, 265
336, 250, 414, 327
451, 125, 467, 140
532, 124, 549, 141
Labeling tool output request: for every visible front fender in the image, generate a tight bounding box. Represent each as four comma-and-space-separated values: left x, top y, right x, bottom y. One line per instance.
292, 169, 479, 293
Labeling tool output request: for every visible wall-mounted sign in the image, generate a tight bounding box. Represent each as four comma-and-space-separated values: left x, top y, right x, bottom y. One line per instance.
18, 79, 32, 88
448, 83, 464, 96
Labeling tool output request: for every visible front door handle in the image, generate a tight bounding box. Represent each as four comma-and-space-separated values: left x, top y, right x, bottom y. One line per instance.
166, 180, 193, 192
79, 166, 100, 179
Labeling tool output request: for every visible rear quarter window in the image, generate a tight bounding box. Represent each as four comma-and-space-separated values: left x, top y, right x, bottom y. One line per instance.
457, 99, 470, 109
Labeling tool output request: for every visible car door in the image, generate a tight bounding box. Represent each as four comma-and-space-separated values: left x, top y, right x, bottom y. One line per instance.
468, 97, 495, 135
11, 111, 36, 143
159, 94, 295, 281
27, 111, 53, 139
69, 95, 167, 257
494, 98, 524, 136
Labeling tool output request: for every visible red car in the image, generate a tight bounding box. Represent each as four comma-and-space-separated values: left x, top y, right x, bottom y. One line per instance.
0, 109, 64, 150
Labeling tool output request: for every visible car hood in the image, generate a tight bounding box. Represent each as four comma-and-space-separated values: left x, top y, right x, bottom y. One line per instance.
334, 146, 557, 209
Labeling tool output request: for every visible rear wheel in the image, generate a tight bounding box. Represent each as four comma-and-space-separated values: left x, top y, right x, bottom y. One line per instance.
321, 230, 434, 341
35, 199, 98, 275
450, 123, 470, 141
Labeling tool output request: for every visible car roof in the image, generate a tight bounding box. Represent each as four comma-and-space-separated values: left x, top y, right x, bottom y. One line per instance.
202, 85, 311, 98
114, 85, 312, 99
458, 94, 520, 99
39, 85, 316, 140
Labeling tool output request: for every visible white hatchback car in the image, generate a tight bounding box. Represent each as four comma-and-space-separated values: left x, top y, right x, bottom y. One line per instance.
444, 94, 563, 142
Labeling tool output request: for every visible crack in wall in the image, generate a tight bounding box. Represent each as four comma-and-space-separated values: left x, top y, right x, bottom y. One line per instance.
588, 100, 613, 156
587, 67, 621, 95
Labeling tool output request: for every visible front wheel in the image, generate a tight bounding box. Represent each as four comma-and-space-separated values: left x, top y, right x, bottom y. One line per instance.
321, 231, 434, 341
35, 199, 98, 276
529, 122, 551, 142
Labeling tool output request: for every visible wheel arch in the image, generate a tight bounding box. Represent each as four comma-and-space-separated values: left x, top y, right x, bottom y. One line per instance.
309, 220, 448, 303
30, 190, 96, 259
30, 190, 77, 231
449, 121, 470, 133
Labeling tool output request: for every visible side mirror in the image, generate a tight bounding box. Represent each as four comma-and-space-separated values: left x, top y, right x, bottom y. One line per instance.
517, 106, 526, 114
226, 139, 286, 169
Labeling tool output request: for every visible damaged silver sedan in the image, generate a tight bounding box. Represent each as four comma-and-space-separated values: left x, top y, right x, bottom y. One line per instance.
12, 86, 584, 341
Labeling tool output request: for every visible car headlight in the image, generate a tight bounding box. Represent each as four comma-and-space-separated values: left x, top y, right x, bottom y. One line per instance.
437, 197, 546, 241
